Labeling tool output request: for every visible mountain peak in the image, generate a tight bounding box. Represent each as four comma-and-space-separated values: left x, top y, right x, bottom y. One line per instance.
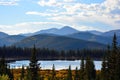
57, 26, 79, 35
61, 26, 75, 30
23, 26, 79, 36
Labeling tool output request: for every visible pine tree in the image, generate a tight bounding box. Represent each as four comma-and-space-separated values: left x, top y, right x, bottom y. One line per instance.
114, 34, 120, 80
0, 56, 7, 75
51, 64, 56, 80
79, 57, 85, 80
84, 57, 96, 80
29, 45, 40, 80
0, 56, 14, 80
25, 67, 31, 80
101, 57, 108, 80
20, 65, 25, 80
107, 33, 119, 80
74, 67, 79, 80
66, 65, 72, 80
115, 51, 120, 80
7, 65, 14, 80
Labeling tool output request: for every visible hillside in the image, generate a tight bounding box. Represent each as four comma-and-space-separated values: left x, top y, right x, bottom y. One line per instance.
67, 32, 112, 44
102, 29, 120, 37
0, 35, 26, 46
0, 32, 9, 39
14, 34, 106, 50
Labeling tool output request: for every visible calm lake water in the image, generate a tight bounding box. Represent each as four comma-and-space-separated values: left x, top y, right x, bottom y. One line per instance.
9, 60, 102, 70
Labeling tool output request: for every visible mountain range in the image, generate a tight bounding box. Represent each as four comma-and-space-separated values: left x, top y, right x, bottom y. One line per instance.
14, 34, 106, 50
23, 26, 79, 36
0, 26, 120, 50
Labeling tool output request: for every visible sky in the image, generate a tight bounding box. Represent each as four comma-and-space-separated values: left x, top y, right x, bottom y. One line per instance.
0, 0, 120, 35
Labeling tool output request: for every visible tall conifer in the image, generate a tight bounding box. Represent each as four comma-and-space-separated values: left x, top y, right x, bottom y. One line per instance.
20, 65, 25, 80
51, 64, 56, 80
84, 57, 96, 80
29, 45, 40, 80
66, 65, 72, 80
74, 67, 79, 80
107, 33, 119, 80
79, 57, 85, 80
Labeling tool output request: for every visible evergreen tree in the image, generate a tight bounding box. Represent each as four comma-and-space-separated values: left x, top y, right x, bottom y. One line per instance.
20, 65, 25, 80
0, 56, 13, 80
0, 56, 7, 75
25, 67, 31, 80
101, 57, 108, 80
7, 65, 14, 80
79, 57, 85, 80
29, 45, 40, 80
74, 67, 79, 80
114, 35, 120, 80
115, 51, 120, 80
84, 57, 96, 80
51, 64, 56, 80
66, 65, 72, 80
107, 33, 120, 80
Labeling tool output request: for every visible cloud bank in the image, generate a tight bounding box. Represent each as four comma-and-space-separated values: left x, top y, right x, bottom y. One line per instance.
27, 0, 120, 29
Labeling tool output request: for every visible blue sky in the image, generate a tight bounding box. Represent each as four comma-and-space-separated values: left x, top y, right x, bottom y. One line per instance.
0, 0, 120, 35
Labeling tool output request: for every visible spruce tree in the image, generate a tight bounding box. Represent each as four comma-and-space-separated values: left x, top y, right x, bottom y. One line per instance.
74, 67, 79, 80
0, 56, 13, 80
0, 56, 7, 75
29, 45, 40, 80
66, 65, 72, 80
25, 67, 31, 80
51, 64, 56, 80
7, 65, 14, 80
101, 57, 108, 80
115, 51, 120, 80
84, 57, 96, 80
114, 35, 120, 80
79, 57, 85, 80
107, 33, 119, 80
20, 65, 25, 80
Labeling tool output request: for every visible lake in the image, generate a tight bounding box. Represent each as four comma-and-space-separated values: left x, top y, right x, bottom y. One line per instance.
9, 60, 102, 70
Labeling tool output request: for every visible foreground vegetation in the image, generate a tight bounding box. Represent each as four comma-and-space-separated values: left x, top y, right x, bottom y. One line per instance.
0, 34, 120, 80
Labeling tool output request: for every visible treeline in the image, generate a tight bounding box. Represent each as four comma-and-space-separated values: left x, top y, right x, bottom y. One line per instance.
0, 46, 106, 60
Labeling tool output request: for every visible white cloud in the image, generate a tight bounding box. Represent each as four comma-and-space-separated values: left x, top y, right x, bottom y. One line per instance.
101, 0, 120, 13
38, 0, 62, 7
64, 0, 74, 2
0, 0, 19, 6
0, 22, 65, 35
36, 0, 120, 28
26, 11, 53, 16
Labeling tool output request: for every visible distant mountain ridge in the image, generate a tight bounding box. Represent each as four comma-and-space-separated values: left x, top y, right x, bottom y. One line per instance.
14, 34, 106, 50
23, 26, 79, 36
0, 32, 9, 39
88, 30, 103, 35
66, 32, 112, 45
0, 26, 120, 50
22, 26, 120, 37
102, 29, 120, 37
0, 35, 26, 46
